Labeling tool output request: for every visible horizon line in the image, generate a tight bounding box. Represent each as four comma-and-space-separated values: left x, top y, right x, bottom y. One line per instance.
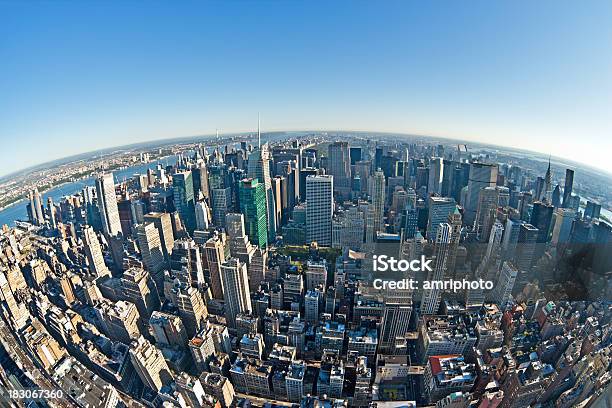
2, 128, 611, 181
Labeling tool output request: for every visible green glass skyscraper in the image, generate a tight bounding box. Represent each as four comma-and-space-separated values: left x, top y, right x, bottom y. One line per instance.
173, 171, 196, 233
239, 178, 268, 249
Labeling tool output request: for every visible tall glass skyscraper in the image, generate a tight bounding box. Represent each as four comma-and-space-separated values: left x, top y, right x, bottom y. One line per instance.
239, 178, 268, 249
173, 171, 196, 233
247, 144, 277, 241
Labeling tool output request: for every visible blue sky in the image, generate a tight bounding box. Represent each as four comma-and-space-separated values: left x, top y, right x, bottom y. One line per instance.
1, 1, 611, 176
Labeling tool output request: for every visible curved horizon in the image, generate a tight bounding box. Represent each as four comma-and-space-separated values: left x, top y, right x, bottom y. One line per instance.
2, 128, 611, 181
2, 2, 612, 179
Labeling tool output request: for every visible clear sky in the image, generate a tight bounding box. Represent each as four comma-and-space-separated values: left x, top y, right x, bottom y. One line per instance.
1, 1, 611, 176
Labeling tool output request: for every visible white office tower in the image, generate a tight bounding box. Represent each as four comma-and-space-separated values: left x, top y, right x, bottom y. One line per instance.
306, 175, 334, 246
220, 258, 252, 329
136, 222, 166, 291
305, 289, 322, 323
82, 226, 110, 278
485, 221, 504, 262
371, 170, 386, 234
492, 261, 518, 308
465, 162, 498, 226
95, 172, 122, 236
156, 165, 168, 184
247, 142, 277, 241
428, 157, 443, 195
195, 201, 210, 230
129, 336, 174, 392
421, 223, 452, 315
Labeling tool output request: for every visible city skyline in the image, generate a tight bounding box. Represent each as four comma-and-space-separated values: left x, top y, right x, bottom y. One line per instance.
2, 1, 612, 176
0, 3, 611, 406
0, 131, 609, 406
3, 127, 612, 181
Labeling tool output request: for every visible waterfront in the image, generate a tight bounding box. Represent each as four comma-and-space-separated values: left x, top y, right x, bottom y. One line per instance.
0, 156, 177, 227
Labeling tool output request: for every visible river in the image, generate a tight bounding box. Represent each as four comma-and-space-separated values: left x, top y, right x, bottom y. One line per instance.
0, 156, 178, 227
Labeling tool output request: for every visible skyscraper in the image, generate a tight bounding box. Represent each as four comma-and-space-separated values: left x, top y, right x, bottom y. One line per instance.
422, 223, 452, 315
551, 208, 576, 245
379, 288, 413, 354
530, 201, 553, 244
173, 171, 197, 233
0, 272, 29, 329
247, 142, 277, 241
306, 175, 334, 246
220, 258, 252, 328
172, 285, 208, 337
225, 213, 246, 240
474, 187, 500, 242
584, 201, 601, 219
82, 226, 110, 278
28, 188, 44, 225
249, 248, 267, 293
47, 197, 57, 229
204, 233, 227, 300
149, 311, 188, 348
129, 336, 174, 392
195, 200, 210, 230
136, 222, 166, 291
33, 188, 44, 225
143, 212, 175, 262
169, 238, 205, 288
492, 261, 518, 308
514, 223, 539, 272
562, 169, 574, 208
445, 207, 462, 278
211, 187, 232, 227
96, 173, 122, 236
465, 163, 498, 225
328, 141, 351, 197
239, 178, 268, 249
305, 289, 322, 323
428, 157, 443, 196
543, 159, 553, 203
120, 266, 160, 320
371, 170, 385, 235
426, 197, 456, 241
208, 164, 232, 227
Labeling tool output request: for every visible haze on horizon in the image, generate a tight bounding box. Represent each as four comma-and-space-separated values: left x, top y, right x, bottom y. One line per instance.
1, 1, 611, 177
